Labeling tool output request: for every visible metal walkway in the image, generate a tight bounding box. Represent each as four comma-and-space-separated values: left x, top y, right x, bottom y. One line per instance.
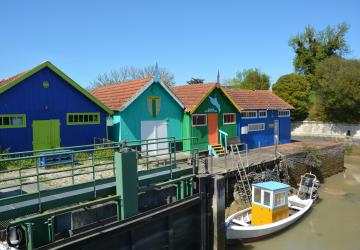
0, 166, 194, 221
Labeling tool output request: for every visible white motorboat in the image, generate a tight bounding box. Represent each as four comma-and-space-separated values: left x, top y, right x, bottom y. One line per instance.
226, 173, 319, 242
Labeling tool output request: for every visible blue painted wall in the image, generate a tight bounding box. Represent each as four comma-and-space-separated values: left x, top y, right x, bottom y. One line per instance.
108, 81, 183, 142
237, 110, 291, 149
0, 67, 107, 152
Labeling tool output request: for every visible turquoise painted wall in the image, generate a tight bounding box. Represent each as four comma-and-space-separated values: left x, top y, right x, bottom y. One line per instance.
108, 112, 121, 141
108, 82, 183, 142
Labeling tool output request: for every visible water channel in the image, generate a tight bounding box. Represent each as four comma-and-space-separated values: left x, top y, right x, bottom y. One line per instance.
228, 146, 360, 250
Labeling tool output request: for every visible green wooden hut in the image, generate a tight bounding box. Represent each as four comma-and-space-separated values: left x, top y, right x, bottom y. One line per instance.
92, 75, 184, 154
172, 83, 240, 156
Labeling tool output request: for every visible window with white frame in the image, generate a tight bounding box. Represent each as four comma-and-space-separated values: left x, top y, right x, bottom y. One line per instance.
278, 110, 290, 117
263, 191, 271, 206
253, 187, 261, 203
192, 114, 207, 126
259, 110, 267, 118
248, 123, 265, 132
274, 192, 286, 207
241, 111, 257, 119
223, 113, 236, 124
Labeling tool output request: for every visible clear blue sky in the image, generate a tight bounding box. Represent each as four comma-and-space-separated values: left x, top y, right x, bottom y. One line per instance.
1, 0, 359, 88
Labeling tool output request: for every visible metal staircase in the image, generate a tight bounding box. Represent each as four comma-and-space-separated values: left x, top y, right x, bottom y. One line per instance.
230, 144, 252, 205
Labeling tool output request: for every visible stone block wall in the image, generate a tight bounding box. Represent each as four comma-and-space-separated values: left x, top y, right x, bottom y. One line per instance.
292, 121, 360, 143
286, 143, 345, 186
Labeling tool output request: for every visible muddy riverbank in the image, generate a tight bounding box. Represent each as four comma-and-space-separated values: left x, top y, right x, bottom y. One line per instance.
227, 146, 360, 250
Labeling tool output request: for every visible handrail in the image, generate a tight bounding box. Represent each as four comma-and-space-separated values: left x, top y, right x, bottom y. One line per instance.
0, 136, 198, 158
219, 129, 228, 154
0, 137, 200, 201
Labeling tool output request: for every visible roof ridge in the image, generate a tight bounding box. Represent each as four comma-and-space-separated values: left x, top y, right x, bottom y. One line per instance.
0, 70, 27, 82
0, 60, 51, 84
92, 77, 152, 91
224, 87, 294, 110
172, 82, 216, 89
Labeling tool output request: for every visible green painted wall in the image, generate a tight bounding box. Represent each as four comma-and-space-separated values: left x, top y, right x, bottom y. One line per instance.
109, 82, 183, 142
188, 87, 238, 152
182, 113, 191, 151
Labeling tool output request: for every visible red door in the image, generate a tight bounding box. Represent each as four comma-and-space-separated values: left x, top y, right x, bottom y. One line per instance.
208, 113, 218, 145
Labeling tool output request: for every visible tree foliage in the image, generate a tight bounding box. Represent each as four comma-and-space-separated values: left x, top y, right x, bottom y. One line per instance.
89, 65, 175, 90
312, 56, 360, 122
187, 77, 204, 84
272, 73, 311, 121
227, 68, 270, 90
289, 23, 350, 76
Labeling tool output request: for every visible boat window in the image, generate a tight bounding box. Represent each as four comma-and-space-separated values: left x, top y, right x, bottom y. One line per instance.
275, 192, 286, 207
263, 191, 271, 206
254, 187, 261, 203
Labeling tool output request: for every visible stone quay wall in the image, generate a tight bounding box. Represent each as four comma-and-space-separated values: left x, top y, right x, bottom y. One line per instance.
284, 142, 345, 186
292, 121, 360, 144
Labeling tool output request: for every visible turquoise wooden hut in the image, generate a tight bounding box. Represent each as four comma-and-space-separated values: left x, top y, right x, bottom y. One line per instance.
92, 74, 184, 154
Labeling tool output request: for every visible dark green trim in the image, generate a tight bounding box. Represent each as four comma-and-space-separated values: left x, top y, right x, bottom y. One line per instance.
0, 114, 26, 129
0, 61, 113, 115
66, 112, 100, 125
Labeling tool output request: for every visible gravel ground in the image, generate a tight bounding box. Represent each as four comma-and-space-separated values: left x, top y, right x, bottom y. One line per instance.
0, 159, 116, 196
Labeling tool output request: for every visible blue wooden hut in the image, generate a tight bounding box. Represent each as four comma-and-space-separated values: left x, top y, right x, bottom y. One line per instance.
91, 72, 184, 154
225, 89, 294, 149
0, 61, 113, 152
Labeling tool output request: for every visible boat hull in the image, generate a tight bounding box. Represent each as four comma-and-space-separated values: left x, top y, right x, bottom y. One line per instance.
226, 197, 313, 241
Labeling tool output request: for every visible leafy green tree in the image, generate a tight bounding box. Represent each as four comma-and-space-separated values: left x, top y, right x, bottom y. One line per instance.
289, 23, 350, 77
313, 56, 360, 122
272, 73, 311, 121
228, 68, 270, 90
187, 78, 204, 84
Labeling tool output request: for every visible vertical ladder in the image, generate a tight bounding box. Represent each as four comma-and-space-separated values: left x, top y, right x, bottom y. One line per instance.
230, 144, 252, 205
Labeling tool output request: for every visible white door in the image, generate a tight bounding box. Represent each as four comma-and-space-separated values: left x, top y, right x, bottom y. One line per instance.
141, 120, 168, 155
274, 120, 279, 143
156, 121, 169, 155
141, 121, 157, 155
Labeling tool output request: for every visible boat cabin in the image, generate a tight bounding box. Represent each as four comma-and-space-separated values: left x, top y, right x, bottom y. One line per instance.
251, 181, 290, 226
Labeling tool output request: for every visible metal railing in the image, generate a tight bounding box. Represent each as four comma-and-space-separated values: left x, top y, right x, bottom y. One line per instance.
219, 129, 228, 154
0, 137, 199, 202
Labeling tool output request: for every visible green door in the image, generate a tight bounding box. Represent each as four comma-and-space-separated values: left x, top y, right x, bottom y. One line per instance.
33, 120, 61, 151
